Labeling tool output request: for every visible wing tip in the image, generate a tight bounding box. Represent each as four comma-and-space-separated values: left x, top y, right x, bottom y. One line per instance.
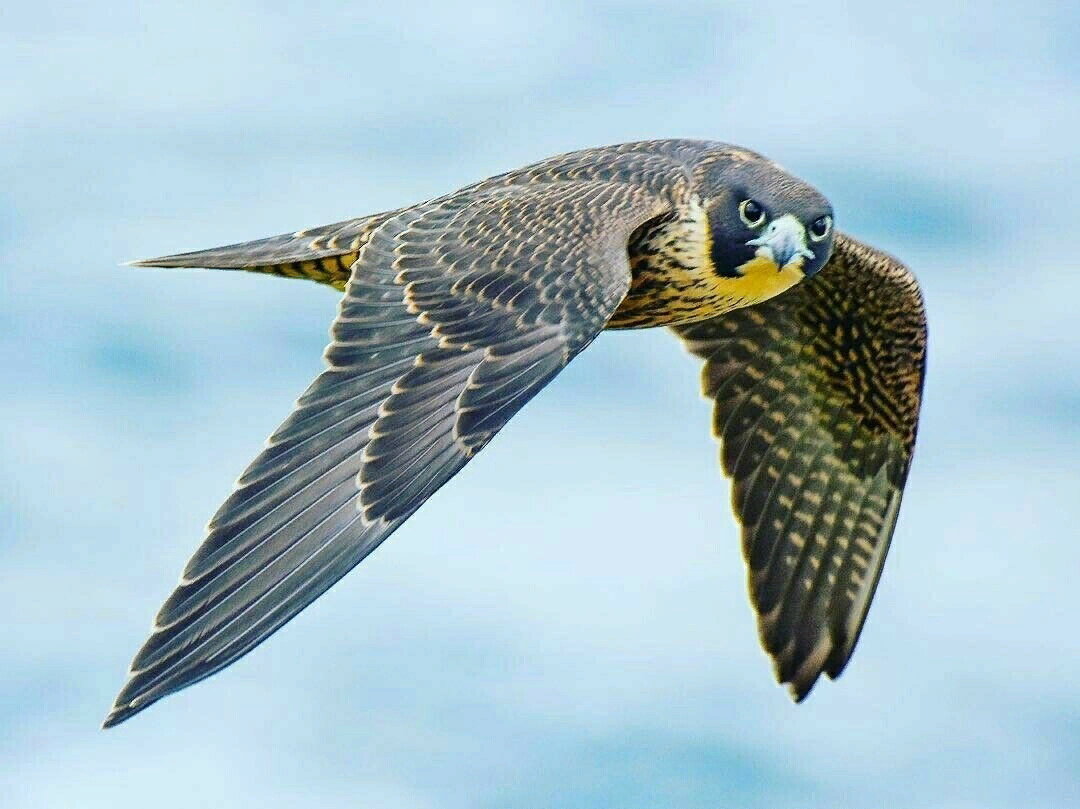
769, 627, 837, 702
101, 669, 163, 729
100, 697, 149, 729
123, 253, 231, 269
785, 682, 810, 703
780, 670, 819, 703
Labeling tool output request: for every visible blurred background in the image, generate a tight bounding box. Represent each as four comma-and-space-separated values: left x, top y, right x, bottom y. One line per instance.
3, 1, 1078, 806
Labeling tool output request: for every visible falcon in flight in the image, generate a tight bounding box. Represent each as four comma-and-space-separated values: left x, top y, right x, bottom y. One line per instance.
105, 140, 927, 727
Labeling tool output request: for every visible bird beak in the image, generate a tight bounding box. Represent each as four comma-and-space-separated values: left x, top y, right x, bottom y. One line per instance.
746, 214, 815, 272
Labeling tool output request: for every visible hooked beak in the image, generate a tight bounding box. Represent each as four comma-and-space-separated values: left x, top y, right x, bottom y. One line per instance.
746, 214, 815, 272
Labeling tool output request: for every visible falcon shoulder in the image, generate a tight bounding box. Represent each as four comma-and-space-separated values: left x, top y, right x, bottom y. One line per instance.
673, 232, 927, 699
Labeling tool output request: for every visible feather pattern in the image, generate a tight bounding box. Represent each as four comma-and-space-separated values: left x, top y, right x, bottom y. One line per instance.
104, 147, 683, 727
673, 233, 926, 699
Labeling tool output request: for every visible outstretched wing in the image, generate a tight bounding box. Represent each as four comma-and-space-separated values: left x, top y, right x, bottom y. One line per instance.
673, 233, 927, 699
105, 164, 680, 727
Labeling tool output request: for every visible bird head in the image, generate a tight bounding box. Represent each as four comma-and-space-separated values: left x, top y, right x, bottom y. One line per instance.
700, 149, 835, 294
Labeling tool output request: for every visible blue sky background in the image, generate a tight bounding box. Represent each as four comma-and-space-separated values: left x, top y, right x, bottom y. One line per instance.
3, 1, 1079, 806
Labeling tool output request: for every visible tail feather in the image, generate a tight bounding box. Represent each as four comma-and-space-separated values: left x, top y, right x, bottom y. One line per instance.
128, 210, 399, 289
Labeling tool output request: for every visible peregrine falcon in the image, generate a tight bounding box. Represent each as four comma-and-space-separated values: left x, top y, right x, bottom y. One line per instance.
104, 140, 927, 727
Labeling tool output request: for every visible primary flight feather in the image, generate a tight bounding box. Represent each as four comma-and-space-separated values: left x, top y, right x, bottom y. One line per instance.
105, 139, 926, 727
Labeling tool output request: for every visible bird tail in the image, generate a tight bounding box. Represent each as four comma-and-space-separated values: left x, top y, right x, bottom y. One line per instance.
127, 209, 399, 290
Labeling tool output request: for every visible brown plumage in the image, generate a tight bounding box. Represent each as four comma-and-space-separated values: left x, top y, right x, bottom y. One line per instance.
107, 139, 926, 726
674, 234, 925, 698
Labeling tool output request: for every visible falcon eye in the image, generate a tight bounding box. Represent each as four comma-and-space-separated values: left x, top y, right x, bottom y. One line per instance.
738, 199, 766, 228
809, 215, 833, 241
